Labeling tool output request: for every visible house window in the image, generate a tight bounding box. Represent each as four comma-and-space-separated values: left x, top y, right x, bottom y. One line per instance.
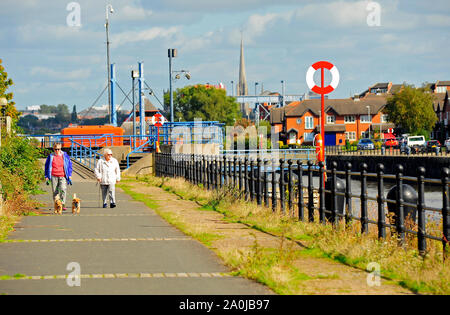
360, 115, 372, 123
344, 115, 355, 123
381, 114, 388, 123
436, 86, 446, 93
305, 116, 314, 129
345, 131, 356, 141
296, 118, 302, 125
304, 132, 314, 142
326, 115, 335, 124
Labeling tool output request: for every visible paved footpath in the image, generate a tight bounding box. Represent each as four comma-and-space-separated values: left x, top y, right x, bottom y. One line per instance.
0, 173, 271, 295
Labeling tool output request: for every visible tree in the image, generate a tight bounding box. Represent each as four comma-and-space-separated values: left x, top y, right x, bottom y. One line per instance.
165, 85, 241, 125
0, 59, 20, 121
384, 85, 437, 136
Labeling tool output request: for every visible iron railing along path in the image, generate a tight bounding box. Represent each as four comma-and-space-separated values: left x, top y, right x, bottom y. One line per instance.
155, 152, 450, 257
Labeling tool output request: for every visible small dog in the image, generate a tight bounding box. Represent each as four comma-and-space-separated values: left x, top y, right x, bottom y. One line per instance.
54, 195, 63, 215
72, 193, 81, 215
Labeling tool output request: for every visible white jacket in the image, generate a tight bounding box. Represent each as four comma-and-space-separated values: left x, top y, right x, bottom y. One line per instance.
95, 157, 121, 185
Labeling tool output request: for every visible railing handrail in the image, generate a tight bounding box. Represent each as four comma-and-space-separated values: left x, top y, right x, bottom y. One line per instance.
154, 152, 450, 257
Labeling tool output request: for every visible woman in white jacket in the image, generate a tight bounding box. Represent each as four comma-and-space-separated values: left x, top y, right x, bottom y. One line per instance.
94, 148, 121, 208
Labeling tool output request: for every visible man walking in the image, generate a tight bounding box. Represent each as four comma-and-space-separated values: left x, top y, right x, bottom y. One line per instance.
44, 142, 73, 211
94, 148, 121, 208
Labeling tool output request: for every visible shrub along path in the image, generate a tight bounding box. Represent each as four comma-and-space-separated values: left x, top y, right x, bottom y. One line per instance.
0, 172, 271, 295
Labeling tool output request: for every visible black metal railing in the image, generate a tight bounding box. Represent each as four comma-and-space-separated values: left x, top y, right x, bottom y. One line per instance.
325, 145, 450, 156
155, 152, 450, 257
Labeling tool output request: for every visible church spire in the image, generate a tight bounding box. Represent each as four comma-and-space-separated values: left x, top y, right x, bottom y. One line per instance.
237, 33, 248, 96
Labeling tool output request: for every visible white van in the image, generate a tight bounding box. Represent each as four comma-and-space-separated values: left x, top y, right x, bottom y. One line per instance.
407, 135, 426, 147
406, 135, 426, 153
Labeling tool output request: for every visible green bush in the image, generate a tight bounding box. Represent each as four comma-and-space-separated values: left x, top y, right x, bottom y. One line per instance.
0, 136, 44, 198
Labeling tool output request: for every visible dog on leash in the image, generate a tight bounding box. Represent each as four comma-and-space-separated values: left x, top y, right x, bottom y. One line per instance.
72, 193, 81, 215
54, 195, 63, 215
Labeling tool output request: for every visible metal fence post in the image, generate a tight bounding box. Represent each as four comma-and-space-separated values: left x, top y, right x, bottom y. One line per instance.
319, 161, 325, 224
288, 159, 293, 216
417, 166, 427, 255
206, 155, 211, 190
360, 163, 369, 234
228, 158, 233, 187
395, 164, 406, 245
308, 160, 314, 222
272, 159, 277, 213
218, 156, 223, 188
223, 155, 227, 186
233, 157, 237, 189
376, 164, 386, 239
264, 159, 269, 208
297, 160, 304, 221
244, 158, 249, 200
331, 161, 338, 225
256, 158, 262, 206
238, 158, 243, 192
279, 158, 286, 214
442, 167, 450, 259
214, 156, 219, 190
250, 159, 255, 202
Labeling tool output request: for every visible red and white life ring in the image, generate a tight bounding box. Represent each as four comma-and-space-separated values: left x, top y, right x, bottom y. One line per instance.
151, 113, 166, 127
306, 61, 340, 95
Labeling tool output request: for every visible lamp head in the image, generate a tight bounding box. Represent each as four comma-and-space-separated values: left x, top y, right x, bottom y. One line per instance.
185, 72, 191, 80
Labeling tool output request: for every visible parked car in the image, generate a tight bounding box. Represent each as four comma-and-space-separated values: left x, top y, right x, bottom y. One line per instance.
384, 138, 399, 148
444, 138, 450, 151
406, 135, 426, 153
426, 140, 441, 153
357, 138, 374, 150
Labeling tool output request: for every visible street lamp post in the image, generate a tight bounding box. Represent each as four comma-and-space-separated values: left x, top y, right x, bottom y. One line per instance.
168, 48, 177, 123
105, 4, 114, 124
230, 81, 234, 97
255, 82, 259, 126
281, 80, 285, 107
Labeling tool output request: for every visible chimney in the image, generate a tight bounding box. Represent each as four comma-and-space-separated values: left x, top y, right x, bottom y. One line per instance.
353, 94, 360, 101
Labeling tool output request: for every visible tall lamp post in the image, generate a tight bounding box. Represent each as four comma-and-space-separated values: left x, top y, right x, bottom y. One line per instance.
168, 48, 177, 123
281, 80, 286, 107
255, 82, 259, 126
230, 81, 234, 97
105, 4, 114, 124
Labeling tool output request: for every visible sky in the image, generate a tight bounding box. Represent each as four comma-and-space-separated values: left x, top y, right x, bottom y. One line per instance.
1, 0, 449, 112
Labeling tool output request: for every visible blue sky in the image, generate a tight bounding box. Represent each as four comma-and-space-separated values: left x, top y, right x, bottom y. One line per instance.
1, 0, 449, 112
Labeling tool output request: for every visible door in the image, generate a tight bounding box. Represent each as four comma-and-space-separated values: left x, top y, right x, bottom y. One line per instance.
325, 132, 336, 146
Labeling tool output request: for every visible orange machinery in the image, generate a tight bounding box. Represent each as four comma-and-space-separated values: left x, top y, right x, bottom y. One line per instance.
61, 125, 124, 148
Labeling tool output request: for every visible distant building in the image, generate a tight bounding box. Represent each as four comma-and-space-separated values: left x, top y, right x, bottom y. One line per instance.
271, 83, 402, 146
430, 80, 450, 141
236, 35, 250, 118
26, 105, 41, 112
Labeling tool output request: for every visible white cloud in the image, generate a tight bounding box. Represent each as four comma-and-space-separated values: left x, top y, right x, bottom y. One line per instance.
115, 5, 153, 21
30, 66, 91, 80
111, 26, 179, 48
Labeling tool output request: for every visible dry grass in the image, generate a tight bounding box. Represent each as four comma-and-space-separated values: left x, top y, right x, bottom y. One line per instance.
128, 175, 450, 295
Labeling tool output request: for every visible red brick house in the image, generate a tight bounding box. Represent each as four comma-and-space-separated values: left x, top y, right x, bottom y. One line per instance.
271, 94, 395, 146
